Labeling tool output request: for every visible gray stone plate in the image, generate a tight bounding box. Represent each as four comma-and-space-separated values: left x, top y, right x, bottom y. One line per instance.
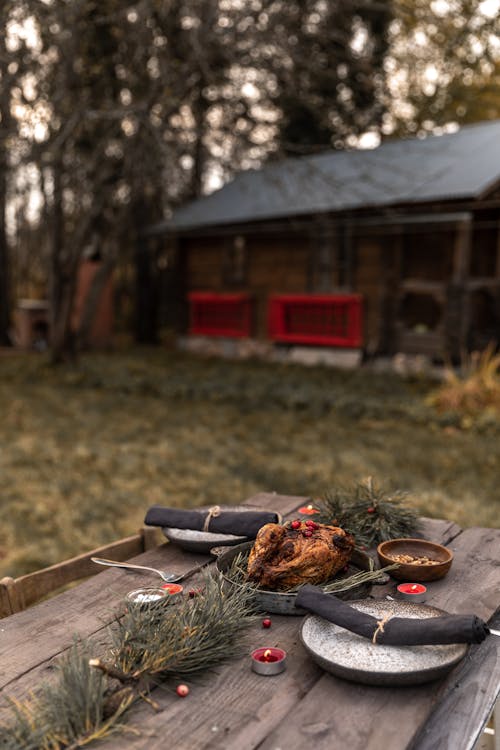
300, 599, 468, 686
162, 506, 281, 554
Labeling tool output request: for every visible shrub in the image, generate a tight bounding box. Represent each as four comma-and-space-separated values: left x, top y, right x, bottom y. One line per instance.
428, 342, 500, 417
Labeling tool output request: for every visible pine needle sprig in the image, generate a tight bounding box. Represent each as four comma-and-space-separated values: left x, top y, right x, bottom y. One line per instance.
0, 638, 132, 750
318, 477, 420, 547
108, 571, 258, 682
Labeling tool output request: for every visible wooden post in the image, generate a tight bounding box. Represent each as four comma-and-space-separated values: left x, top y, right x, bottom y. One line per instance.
446, 218, 472, 358
313, 221, 334, 292
140, 526, 160, 551
0, 577, 23, 617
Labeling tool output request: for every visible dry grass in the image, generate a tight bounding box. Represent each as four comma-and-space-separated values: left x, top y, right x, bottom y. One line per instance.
428, 342, 500, 419
0, 347, 499, 578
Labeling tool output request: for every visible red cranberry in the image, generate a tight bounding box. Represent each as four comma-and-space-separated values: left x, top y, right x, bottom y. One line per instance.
291, 520, 301, 529
305, 520, 319, 529
262, 618, 272, 628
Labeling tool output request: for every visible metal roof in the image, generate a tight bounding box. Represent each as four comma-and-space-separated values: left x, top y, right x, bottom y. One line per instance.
165, 119, 500, 232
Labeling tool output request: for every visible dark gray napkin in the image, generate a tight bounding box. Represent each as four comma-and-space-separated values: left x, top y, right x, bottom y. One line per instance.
295, 585, 489, 645
144, 505, 279, 539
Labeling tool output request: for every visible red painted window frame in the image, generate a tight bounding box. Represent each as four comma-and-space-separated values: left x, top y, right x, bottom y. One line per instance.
188, 292, 252, 338
268, 294, 363, 348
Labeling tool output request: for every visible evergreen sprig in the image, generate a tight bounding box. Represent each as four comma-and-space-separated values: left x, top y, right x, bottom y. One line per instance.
317, 477, 420, 546
109, 571, 258, 680
0, 638, 132, 750
0, 574, 258, 749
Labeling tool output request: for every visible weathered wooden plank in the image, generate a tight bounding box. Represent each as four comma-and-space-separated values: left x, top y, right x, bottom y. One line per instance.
257, 526, 500, 750
421, 526, 500, 619
0, 495, 295, 693
243, 492, 308, 518
2, 500, 498, 750
257, 672, 442, 750
418, 517, 462, 546
0, 527, 160, 617
0, 543, 213, 690
98, 614, 323, 750
408, 608, 500, 750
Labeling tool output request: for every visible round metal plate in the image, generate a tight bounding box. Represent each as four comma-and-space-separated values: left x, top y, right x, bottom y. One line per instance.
217, 542, 374, 615
300, 599, 468, 686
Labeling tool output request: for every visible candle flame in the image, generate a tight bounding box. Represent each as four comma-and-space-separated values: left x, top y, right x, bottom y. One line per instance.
411, 585, 418, 591
307, 504, 313, 510
263, 649, 272, 660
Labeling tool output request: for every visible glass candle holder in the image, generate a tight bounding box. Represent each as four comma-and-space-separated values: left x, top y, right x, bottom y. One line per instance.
126, 587, 170, 610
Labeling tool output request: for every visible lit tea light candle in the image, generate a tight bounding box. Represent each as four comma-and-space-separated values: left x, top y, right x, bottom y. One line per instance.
161, 583, 184, 598
298, 504, 320, 515
397, 583, 427, 603
251, 647, 287, 676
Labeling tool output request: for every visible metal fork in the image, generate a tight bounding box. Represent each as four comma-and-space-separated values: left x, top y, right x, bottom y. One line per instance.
90, 557, 208, 583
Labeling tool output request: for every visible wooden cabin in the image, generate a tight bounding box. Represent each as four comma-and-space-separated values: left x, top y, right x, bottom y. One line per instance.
150, 120, 500, 361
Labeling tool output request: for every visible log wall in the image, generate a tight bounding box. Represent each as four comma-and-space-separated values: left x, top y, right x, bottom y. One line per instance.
179, 206, 500, 356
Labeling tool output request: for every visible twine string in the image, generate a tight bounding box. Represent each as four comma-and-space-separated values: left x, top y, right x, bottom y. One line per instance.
203, 505, 222, 532
372, 614, 391, 644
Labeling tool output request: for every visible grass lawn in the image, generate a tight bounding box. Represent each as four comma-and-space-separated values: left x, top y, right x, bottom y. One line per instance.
1, 347, 499, 578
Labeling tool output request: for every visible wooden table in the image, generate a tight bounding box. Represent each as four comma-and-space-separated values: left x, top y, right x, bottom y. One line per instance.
1, 493, 499, 750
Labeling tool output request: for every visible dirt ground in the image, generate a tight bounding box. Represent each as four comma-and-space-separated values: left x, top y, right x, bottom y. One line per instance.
1, 348, 498, 577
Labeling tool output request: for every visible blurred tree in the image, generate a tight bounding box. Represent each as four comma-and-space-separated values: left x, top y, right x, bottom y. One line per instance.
256, 0, 392, 155
9, 0, 499, 360
0, 15, 12, 347
386, 0, 500, 135
0, 1, 37, 345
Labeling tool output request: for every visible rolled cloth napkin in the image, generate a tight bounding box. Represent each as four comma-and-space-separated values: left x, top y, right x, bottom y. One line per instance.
144, 505, 279, 539
295, 585, 489, 645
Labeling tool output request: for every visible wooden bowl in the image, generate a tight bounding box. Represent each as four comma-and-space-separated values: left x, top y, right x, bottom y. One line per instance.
377, 538, 453, 582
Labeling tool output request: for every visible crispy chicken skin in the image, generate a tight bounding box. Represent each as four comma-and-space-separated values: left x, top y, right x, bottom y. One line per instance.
247, 522, 355, 590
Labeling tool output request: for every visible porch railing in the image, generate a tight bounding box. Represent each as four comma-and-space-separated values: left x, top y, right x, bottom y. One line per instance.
188, 292, 253, 338
268, 294, 363, 347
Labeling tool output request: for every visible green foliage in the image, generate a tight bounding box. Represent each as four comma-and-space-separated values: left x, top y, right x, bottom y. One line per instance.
110, 572, 258, 680
0, 576, 257, 749
389, 0, 500, 134
0, 639, 131, 750
318, 478, 421, 547
0, 349, 499, 579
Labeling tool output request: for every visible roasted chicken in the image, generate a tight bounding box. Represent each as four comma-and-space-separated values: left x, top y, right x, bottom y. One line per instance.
247, 521, 355, 590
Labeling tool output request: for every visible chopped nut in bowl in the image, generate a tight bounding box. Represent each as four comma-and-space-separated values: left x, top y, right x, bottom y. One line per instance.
377, 538, 453, 582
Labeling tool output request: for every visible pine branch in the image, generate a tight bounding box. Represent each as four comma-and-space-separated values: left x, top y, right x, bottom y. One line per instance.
318, 477, 421, 546
109, 572, 258, 681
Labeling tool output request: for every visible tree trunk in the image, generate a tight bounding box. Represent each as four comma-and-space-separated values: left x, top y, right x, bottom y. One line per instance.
0, 32, 12, 347
49, 163, 78, 363
0, 160, 11, 347
134, 234, 159, 345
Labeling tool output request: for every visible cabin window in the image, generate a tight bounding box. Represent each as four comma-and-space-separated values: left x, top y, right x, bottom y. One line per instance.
402, 230, 454, 281
223, 235, 247, 285
398, 292, 442, 333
